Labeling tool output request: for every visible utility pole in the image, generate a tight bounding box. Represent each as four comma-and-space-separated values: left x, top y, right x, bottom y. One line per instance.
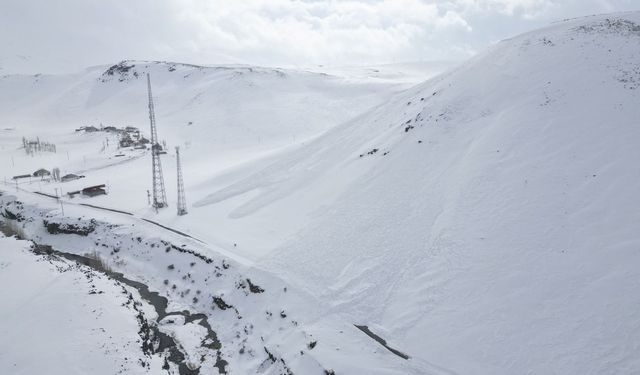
147, 73, 168, 210
176, 146, 187, 216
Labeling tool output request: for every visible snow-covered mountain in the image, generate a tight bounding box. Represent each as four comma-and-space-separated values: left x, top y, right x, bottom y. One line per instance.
195, 12, 640, 374
1, 11, 640, 375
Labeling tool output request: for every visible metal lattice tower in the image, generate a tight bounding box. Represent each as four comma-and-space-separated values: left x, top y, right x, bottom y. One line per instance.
147, 73, 168, 210
175, 146, 188, 216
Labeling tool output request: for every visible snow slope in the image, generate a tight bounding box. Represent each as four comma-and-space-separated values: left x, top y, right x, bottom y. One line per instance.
0, 234, 165, 374
0, 189, 442, 375
0, 59, 446, 251
303, 61, 457, 85
0, 60, 418, 188
0, 60, 415, 146
196, 12, 640, 374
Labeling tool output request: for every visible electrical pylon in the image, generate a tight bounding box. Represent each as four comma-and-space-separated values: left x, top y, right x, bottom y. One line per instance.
175, 146, 188, 216
147, 73, 168, 210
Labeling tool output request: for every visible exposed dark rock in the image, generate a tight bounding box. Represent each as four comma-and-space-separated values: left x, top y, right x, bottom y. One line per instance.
308, 341, 317, 350
246, 278, 264, 293
43, 219, 96, 236
213, 296, 233, 310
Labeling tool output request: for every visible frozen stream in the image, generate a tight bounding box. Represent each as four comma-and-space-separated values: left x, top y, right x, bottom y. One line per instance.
0, 220, 227, 375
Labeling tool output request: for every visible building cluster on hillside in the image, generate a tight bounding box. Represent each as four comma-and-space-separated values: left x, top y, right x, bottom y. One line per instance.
11, 167, 105, 199
75, 125, 150, 149
13, 167, 77, 182
119, 128, 150, 149
75, 124, 140, 134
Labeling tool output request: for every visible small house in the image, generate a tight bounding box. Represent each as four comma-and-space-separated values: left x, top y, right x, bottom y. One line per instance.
82, 184, 107, 197
61, 173, 84, 182
33, 168, 51, 177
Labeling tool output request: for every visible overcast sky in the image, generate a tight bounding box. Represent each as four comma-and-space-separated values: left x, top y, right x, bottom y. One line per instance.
0, 0, 637, 75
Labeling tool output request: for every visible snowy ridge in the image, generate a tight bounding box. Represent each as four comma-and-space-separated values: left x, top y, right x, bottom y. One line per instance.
0, 58, 411, 177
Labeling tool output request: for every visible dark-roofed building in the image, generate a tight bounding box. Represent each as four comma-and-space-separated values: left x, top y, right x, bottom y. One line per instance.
61, 173, 84, 182
82, 184, 107, 197
33, 168, 51, 177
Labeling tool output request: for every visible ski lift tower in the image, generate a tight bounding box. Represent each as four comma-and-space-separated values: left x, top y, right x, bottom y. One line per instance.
147, 73, 168, 211
176, 146, 188, 216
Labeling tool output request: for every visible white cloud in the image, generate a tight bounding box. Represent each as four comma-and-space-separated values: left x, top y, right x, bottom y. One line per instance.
0, 0, 637, 74
457, 0, 557, 16
170, 0, 474, 65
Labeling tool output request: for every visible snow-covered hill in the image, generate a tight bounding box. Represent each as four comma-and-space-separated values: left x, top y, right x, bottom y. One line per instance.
1, 11, 640, 375
0, 59, 413, 155
0, 59, 441, 251
0, 57, 449, 374
197, 12, 640, 374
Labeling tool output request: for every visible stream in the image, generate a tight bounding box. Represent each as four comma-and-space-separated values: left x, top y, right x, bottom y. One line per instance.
0, 220, 227, 374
